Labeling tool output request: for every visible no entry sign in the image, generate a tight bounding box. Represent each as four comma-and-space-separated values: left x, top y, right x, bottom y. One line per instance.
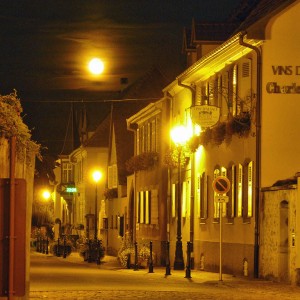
212, 176, 231, 194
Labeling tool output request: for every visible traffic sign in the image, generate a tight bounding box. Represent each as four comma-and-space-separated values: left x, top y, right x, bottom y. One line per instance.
212, 176, 231, 194
214, 195, 229, 203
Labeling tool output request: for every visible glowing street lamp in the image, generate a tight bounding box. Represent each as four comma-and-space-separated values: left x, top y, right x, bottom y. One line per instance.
92, 170, 102, 240
170, 125, 190, 270
42, 190, 51, 201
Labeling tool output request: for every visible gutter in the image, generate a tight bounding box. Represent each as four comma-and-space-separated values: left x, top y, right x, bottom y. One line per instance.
239, 32, 262, 279
177, 79, 196, 266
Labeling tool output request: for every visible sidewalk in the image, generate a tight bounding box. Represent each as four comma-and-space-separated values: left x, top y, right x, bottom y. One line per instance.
45, 251, 258, 283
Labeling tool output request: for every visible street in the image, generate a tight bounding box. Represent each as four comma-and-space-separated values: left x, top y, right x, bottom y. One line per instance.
30, 251, 300, 299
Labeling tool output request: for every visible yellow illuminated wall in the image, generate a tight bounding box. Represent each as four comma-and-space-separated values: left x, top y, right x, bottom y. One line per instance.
262, 1, 300, 186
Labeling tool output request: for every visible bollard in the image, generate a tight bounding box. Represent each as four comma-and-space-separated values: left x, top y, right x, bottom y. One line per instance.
96, 239, 100, 265
36, 237, 40, 252
126, 254, 131, 269
165, 241, 171, 275
185, 241, 192, 278
57, 238, 61, 257
88, 240, 92, 263
46, 237, 49, 255
63, 235, 67, 258
42, 238, 45, 254
134, 242, 139, 271
148, 241, 154, 273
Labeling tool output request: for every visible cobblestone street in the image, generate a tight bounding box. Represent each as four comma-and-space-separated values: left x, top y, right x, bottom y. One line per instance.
29, 252, 300, 300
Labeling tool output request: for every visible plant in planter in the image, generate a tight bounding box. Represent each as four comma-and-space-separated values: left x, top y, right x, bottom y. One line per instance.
228, 112, 251, 137
138, 244, 155, 268
118, 234, 134, 268
103, 188, 118, 200
125, 151, 159, 173
211, 122, 227, 145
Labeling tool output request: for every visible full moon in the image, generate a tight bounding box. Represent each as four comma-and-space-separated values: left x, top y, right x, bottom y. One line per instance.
88, 58, 104, 75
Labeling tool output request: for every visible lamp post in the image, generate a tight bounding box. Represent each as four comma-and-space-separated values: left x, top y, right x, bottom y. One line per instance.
92, 170, 102, 241
170, 125, 189, 270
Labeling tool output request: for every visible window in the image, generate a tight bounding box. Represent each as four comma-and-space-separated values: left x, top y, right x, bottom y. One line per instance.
237, 164, 243, 217
247, 161, 253, 218
137, 190, 151, 224
200, 172, 208, 220
108, 164, 117, 188
62, 162, 73, 183
137, 117, 159, 154
227, 165, 236, 219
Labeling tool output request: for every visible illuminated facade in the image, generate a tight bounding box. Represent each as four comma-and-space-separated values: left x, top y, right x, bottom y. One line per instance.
127, 0, 300, 283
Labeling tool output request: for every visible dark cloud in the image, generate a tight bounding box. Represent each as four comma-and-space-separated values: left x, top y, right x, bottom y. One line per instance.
0, 0, 241, 154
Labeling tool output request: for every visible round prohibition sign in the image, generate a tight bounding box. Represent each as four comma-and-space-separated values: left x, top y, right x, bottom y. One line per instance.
212, 176, 231, 194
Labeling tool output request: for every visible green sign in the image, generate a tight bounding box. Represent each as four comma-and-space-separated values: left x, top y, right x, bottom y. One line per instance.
66, 187, 77, 193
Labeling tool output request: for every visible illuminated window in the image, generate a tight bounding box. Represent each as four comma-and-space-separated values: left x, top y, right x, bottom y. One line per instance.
137, 191, 151, 224
237, 164, 243, 217
247, 161, 253, 217
62, 162, 73, 183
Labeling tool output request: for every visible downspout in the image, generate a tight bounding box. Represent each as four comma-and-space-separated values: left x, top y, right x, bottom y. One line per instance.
177, 79, 196, 267
239, 32, 262, 279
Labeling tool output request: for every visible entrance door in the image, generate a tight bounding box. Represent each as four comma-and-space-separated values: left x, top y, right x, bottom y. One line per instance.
279, 200, 289, 282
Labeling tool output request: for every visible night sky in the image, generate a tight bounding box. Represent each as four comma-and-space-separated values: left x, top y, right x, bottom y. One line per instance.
0, 0, 241, 155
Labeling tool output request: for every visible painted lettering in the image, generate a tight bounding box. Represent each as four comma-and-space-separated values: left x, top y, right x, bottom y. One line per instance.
296, 66, 300, 75
266, 82, 300, 94
272, 65, 293, 75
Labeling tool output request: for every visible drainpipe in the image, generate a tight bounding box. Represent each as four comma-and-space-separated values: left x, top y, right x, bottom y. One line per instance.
177, 79, 196, 267
239, 32, 262, 279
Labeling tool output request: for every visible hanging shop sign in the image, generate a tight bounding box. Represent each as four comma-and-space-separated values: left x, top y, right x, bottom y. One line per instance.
190, 105, 220, 128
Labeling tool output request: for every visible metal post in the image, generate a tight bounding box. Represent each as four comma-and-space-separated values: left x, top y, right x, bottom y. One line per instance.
165, 241, 171, 275
88, 240, 92, 263
42, 238, 45, 254
63, 235, 67, 258
148, 241, 154, 273
46, 237, 49, 255
134, 242, 139, 271
96, 239, 101, 265
94, 184, 98, 241
219, 202, 223, 281
174, 146, 184, 270
57, 238, 61, 257
185, 241, 192, 278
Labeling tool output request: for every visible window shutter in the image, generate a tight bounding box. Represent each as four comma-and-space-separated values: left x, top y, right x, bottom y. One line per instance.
213, 168, 220, 218
238, 58, 252, 113
107, 166, 113, 189
112, 164, 118, 188
151, 119, 156, 152
221, 72, 229, 117
151, 189, 158, 224
137, 128, 140, 155
197, 174, 201, 218
230, 165, 236, 218
140, 191, 144, 224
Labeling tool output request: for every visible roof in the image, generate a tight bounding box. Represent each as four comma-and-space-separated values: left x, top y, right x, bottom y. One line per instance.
112, 66, 168, 185
83, 113, 110, 148
231, 0, 297, 37
192, 20, 239, 43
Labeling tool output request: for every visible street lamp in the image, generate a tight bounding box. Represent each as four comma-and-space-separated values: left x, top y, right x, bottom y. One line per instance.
170, 125, 189, 270
92, 170, 102, 240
